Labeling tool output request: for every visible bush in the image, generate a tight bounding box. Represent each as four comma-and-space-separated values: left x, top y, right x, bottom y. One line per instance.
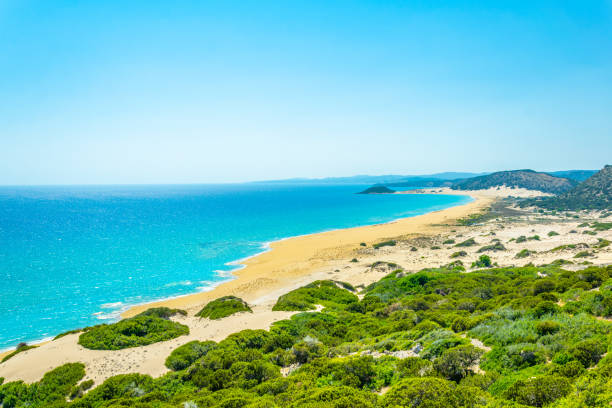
196, 296, 252, 320
455, 238, 477, 247
434, 345, 483, 382
381, 377, 458, 407
515, 249, 533, 259
535, 320, 560, 335
373, 240, 396, 249
547, 231, 559, 236
78, 311, 189, 350
477, 242, 506, 253
272, 280, 358, 311
503, 375, 571, 407
450, 251, 467, 258
443, 239, 456, 245
571, 339, 606, 367
471, 255, 492, 268
165, 340, 217, 371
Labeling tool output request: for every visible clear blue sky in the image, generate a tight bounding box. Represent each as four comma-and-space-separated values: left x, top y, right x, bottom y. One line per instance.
1, 0, 611, 184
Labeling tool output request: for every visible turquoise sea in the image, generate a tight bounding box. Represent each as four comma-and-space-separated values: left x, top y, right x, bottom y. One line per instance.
0, 184, 471, 350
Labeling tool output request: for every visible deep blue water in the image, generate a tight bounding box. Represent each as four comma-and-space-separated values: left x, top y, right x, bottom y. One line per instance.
0, 184, 471, 350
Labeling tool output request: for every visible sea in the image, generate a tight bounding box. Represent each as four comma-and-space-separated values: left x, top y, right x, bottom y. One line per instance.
0, 183, 472, 350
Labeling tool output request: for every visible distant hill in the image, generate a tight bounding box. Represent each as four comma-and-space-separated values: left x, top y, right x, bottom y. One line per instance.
451, 170, 577, 194
527, 165, 612, 210
252, 172, 487, 185
358, 186, 396, 194
386, 177, 455, 188
547, 170, 598, 182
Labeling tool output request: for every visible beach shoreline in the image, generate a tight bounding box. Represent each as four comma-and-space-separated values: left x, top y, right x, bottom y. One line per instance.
3, 185, 608, 385
0, 189, 486, 368
120, 190, 488, 318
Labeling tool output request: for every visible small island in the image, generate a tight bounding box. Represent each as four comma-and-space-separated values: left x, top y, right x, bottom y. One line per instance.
358, 185, 396, 194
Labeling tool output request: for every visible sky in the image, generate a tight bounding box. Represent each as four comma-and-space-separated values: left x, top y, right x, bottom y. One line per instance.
1, 0, 611, 184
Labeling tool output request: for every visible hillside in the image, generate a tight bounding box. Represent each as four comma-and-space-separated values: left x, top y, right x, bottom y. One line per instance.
387, 177, 455, 188
2, 264, 611, 407
528, 165, 612, 210
547, 170, 598, 182
452, 170, 576, 194
358, 185, 396, 194
253, 172, 487, 185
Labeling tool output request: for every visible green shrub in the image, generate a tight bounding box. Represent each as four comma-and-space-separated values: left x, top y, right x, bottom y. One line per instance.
450, 251, 467, 258
503, 375, 571, 407
196, 296, 252, 320
571, 339, 606, 367
574, 250, 591, 258
477, 242, 506, 253
165, 340, 217, 371
373, 240, 396, 249
471, 255, 492, 268
443, 239, 455, 245
547, 231, 559, 237
272, 280, 358, 311
535, 320, 560, 335
591, 222, 612, 231
381, 377, 457, 407
455, 238, 477, 247
434, 345, 483, 382
78, 311, 189, 350
515, 236, 527, 243
515, 249, 533, 259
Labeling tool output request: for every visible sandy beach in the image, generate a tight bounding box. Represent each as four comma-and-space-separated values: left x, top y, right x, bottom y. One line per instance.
2, 186, 610, 386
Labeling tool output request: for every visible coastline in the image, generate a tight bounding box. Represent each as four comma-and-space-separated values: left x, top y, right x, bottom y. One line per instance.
0, 189, 493, 382
121, 190, 488, 318
7, 185, 605, 385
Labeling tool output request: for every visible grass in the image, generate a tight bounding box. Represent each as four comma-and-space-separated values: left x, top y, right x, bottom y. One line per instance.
547, 231, 559, 237
196, 296, 253, 320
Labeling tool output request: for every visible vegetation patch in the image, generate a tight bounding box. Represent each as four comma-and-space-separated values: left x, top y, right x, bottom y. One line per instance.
196, 296, 252, 320
373, 240, 397, 249
455, 238, 477, 247
477, 242, 506, 253
272, 280, 358, 311
471, 255, 493, 268
3, 265, 612, 408
165, 340, 217, 371
78, 308, 189, 350
1, 343, 37, 363
450, 251, 467, 258
591, 222, 612, 231
515, 249, 534, 259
